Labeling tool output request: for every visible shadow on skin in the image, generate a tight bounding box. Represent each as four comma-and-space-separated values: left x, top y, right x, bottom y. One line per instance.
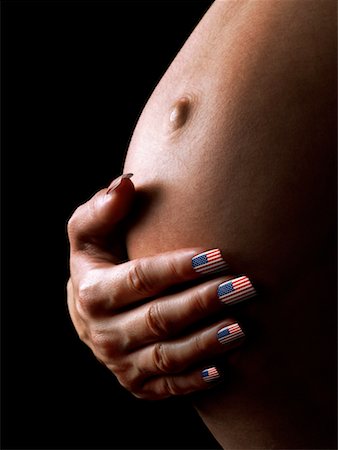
123, 183, 165, 255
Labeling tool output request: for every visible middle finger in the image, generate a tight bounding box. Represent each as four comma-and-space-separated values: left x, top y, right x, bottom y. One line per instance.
118, 275, 256, 352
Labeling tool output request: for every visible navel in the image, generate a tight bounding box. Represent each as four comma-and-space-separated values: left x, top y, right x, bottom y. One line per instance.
168, 96, 191, 131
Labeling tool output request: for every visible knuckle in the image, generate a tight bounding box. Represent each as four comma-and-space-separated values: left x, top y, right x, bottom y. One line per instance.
114, 363, 145, 394
111, 360, 131, 382
76, 275, 101, 316
145, 302, 171, 338
166, 258, 181, 280
162, 376, 181, 397
118, 376, 138, 394
117, 376, 133, 392
127, 261, 153, 296
77, 282, 95, 315
152, 343, 178, 374
90, 328, 121, 359
193, 333, 206, 355
77, 327, 89, 344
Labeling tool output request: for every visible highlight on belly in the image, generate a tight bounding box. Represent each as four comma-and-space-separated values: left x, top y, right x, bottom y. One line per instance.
169, 96, 191, 131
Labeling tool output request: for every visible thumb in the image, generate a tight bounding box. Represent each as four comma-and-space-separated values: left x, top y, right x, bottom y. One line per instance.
67, 173, 135, 251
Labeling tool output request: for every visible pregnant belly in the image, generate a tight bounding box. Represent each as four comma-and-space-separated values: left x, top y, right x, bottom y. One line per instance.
123, 0, 335, 290
122, 1, 336, 447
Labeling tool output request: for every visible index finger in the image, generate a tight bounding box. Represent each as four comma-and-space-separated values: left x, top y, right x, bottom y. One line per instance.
75, 248, 230, 311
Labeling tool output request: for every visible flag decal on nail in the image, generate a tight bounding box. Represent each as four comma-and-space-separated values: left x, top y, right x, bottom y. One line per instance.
201, 367, 220, 382
217, 323, 244, 345
217, 276, 256, 306
192, 249, 228, 275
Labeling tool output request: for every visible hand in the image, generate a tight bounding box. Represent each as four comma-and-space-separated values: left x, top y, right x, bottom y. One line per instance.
67, 174, 257, 400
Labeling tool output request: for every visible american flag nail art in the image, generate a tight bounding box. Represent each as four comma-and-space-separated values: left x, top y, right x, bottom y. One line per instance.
201, 367, 221, 383
192, 249, 228, 275
217, 323, 245, 345
217, 276, 256, 306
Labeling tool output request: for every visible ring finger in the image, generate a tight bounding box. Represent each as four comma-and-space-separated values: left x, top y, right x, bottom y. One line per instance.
129, 319, 245, 384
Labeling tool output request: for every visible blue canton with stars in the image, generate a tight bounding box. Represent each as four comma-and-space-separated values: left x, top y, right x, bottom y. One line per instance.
192, 254, 208, 268
218, 328, 230, 338
217, 281, 234, 297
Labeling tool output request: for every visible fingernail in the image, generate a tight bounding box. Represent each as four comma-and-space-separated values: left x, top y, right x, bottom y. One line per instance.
106, 173, 133, 194
201, 366, 221, 383
217, 323, 245, 345
192, 249, 229, 275
217, 276, 256, 306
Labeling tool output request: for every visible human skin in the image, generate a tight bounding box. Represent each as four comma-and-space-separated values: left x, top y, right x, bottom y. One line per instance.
67, 177, 256, 399
123, 0, 337, 448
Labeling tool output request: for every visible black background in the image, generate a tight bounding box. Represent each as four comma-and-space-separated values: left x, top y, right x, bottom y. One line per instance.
2, 1, 221, 449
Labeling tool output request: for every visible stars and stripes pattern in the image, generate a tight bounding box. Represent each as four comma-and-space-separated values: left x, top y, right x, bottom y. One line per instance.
217, 323, 244, 345
192, 249, 228, 275
217, 276, 256, 306
201, 367, 220, 383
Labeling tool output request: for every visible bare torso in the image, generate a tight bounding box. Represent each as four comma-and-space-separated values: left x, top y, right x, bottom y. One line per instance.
123, 1, 336, 448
